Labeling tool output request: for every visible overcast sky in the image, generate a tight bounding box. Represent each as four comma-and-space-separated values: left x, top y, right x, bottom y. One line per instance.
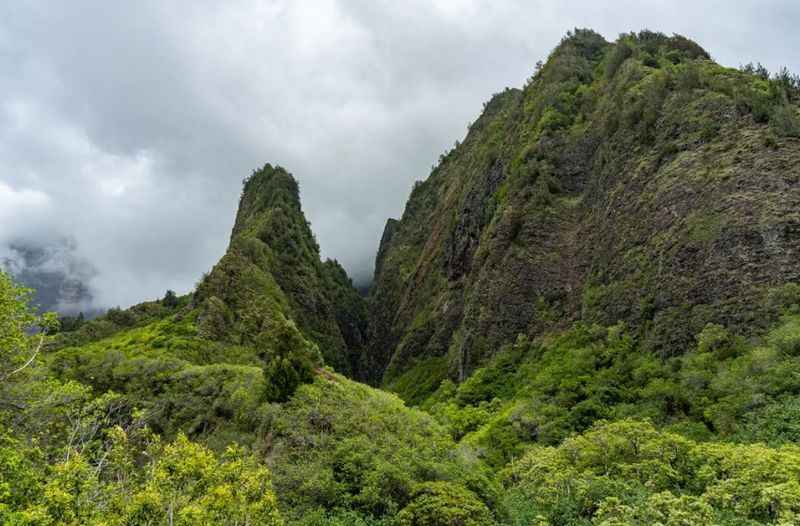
1, 1, 798, 311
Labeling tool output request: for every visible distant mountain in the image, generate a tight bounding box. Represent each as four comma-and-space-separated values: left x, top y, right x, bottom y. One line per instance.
1, 238, 98, 315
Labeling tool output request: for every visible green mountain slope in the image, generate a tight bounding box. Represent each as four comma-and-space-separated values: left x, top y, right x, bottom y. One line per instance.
195, 164, 367, 376
369, 29, 800, 394
5, 28, 800, 526
48, 164, 367, 380
1, 162, 496, 524
38, 164, 370, 445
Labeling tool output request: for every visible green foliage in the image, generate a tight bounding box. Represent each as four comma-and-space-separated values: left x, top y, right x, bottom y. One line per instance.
0, 271, 57, 377
695, 322, 737, 356
267, 374, 499, 524
0, 431, 43, 520
395, 482, 496, 526
162, 289, 179, 307
0, 428, 284, 525
595, 492, 715, 526
386, 356, 450, 407
604, 41, 632, 79
420, 309, 800, 470
536, 107, 571, 135
736, 396, 800, 445
47, 315, 271, 444
50, 297, 182, 350
770, 103, 800, 137
504, 419, 800, 525
261, 317, 321, 403
56, 312, 85, 333
765, 283, 800, 315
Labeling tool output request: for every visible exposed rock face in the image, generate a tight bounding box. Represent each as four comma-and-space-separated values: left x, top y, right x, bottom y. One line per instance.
368, 30, 800, 389
444, 159, 505, 281
375, 218, 400, 279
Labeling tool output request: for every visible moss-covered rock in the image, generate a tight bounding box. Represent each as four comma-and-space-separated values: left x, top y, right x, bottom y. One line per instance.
369, 29, 800, 399
196, 164, 368, 377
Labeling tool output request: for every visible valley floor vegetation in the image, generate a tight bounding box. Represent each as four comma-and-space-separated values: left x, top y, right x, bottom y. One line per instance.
6, 275, 800, 525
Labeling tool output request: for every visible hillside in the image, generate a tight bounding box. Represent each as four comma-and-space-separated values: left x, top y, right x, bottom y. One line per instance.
1, 163, 496, 524
4, 28, 800, 526
194, 164, 368, 377
369, 29, 800, 394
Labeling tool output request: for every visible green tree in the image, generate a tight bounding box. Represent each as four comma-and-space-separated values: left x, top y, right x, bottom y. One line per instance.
124, 433, 283, 525
260, 317, 321, 402
395, 482, 496, 526
163, 289, 179, 308
0, 271, 57, 383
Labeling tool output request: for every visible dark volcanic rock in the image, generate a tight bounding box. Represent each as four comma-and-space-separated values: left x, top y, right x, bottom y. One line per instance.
367, 30, 800, 392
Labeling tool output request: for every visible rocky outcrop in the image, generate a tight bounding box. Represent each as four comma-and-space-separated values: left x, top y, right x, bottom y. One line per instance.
444, 159, 505, 280
375, 218, 399, 279
195, 164, 368, 376
368, 30, 800, 392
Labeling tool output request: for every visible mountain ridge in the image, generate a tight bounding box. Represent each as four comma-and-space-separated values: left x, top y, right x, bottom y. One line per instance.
6, 27, 800, 526
368, 29, 800, 396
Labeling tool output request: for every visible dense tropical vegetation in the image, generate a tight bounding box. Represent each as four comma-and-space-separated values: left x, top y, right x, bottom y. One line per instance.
4, 29, 800, 525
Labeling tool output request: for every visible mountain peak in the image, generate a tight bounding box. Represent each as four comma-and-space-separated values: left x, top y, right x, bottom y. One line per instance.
196, 162, 367, 376
231, 164, 302, 240
369, 27, 800, 392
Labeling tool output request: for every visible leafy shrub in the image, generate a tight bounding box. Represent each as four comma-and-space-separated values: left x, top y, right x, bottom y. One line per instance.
0, 429, 283, 525
162, 289, 179, 307
536, 107, 571, 135
395, 482, 496, 526
267, 375, 499, 523
504, 419, 800, 525
259, 317, 321, 403
770, 103, 800, 137
605, 41, 633, 79
431, 308, 800, 467
766, 283, 800, 315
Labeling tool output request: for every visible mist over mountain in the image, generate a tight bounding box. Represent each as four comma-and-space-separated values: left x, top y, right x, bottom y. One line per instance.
1, 237, 98, 315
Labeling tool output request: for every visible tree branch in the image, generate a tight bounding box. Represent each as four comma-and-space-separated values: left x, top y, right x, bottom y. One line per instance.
1, 333, 44, 382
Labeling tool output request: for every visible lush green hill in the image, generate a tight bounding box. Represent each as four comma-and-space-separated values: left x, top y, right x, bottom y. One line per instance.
4, 29, 800, 526
0, 162, 492, 524
369, 29, 800, 394
195, 164, 368, 377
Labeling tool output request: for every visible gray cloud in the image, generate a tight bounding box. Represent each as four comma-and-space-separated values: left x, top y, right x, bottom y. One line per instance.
1, 238, 97, 315
1, 0, 798, 311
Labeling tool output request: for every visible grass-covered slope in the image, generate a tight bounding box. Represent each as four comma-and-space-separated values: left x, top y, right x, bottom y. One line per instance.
370, 29, 800, 395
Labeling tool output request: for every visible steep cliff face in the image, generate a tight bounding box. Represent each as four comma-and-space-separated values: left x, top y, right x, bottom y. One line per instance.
195, 164, 367, 375
369, 30, 800, 390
